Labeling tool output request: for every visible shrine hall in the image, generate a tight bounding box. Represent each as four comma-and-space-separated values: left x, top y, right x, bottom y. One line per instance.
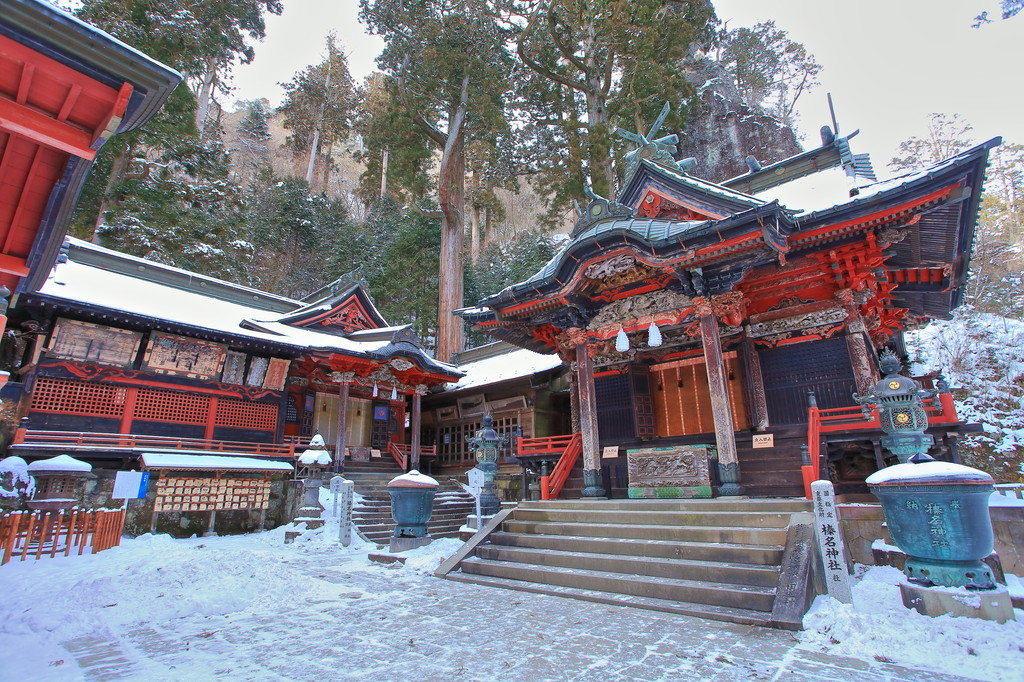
460, 113, 998, 500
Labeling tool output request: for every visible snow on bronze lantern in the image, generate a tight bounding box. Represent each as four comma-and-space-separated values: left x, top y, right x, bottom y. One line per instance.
853, 349, 936, 464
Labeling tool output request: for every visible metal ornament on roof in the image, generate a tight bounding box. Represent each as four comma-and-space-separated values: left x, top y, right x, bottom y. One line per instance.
616, 101, 684, 182
853, 349, 937, 463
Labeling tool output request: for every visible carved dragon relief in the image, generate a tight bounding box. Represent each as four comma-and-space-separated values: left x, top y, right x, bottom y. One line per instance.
747, 306, 847, 338
587, 289, 694, 331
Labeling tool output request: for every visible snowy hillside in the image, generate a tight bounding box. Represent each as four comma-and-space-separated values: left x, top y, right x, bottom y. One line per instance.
906, 311, 1024, 480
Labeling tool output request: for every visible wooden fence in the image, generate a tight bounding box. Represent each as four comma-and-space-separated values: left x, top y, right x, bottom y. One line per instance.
0, 507, 126, 565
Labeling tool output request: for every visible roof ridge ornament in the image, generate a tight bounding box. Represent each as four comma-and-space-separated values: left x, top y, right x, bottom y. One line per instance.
570, 185, 634, 238
616, 102, 684, 184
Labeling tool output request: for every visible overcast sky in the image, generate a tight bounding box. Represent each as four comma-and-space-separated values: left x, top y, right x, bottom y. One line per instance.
228, 0, 1021, 177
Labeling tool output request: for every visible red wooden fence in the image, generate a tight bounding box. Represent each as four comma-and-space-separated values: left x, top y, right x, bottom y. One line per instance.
0, 507, 126, 565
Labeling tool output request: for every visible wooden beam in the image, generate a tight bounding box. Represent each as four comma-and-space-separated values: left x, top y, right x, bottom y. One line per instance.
575, 341, 603, 496
0, 252, 30, 276
3, 144, 45, 253
335, 379, 350, 473
0, 98, 95, 160
410, 388, 423, 471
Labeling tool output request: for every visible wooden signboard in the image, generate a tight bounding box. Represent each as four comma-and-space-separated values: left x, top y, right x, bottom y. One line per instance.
145, 332, 226, 379
153, 477, 271, 512
222, 350, 247, 385
49, 318, 141, 367
246, 356, 269, 386
262, 358, 290, 390
752, 433, 774, 448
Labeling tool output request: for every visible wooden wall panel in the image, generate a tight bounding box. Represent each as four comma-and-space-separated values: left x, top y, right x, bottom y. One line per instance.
652, 353, 749, 437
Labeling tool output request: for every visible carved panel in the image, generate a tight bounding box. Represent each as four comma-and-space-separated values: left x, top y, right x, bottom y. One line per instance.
588, 290, 693, 330
626, 446, 710, 488
747, 307, 847, 338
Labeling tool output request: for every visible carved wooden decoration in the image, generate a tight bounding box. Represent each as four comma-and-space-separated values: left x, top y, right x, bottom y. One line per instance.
48, 318, 141, 367
626, 446, 711, 498
144, 332, 226, 379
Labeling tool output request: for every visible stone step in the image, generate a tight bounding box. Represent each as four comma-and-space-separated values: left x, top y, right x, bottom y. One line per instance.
474, 545, 780, 588
443, 572, 775, 628
501, 519, 788, 546
515, 499, 810, 513
458, 558, 776, 612
510, 508, 794, 528
488, 532, 785, 566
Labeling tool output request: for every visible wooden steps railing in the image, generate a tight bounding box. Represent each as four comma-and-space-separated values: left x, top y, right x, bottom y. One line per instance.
1, 507, 125, 565
804, 393, 960, 498
517, 433, 583, 500
13, 429, 296, 458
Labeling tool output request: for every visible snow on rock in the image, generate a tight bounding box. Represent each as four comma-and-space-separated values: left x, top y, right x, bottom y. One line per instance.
0, 456, 35, 498
298, 449, 332, 466
26, 455, 91, 473
801, 565, 1024, 680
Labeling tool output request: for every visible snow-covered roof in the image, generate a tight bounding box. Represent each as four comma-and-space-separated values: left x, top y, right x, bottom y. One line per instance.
33, 238, 439, 363
27, 454, 92, 473
141, 453, 294, 472
447, 346, 563, 391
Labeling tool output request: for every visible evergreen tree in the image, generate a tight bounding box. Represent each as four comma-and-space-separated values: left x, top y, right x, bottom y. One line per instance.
717, 20, 821, 126
232, 99, 274, 183
360, 0, 516, 362
354, 73, 433, 205
279, 34, 358, 188
515, 0, 717, 201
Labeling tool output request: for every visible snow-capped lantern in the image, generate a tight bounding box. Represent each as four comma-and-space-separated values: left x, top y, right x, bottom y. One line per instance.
298, 434, 332, 470
26, 454, 93, 511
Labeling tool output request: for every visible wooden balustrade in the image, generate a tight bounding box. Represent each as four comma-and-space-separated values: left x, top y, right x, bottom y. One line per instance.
803, 395, 961, 499
13, 430, 295, 458
517, 433, 583, 500
1, 507, 125, 565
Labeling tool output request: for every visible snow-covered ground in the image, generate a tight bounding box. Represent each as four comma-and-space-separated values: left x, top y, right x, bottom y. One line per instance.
2, 489, 1023, 681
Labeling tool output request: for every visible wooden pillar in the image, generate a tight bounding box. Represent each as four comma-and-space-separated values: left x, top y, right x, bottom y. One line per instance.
836, 290, 878, 395
575, 338, 605, 497
741, 337, 769, 431
333, 372, 353, 474
697, 301, 743, 496
204, 396, 218, 441
410, 386, 425, 472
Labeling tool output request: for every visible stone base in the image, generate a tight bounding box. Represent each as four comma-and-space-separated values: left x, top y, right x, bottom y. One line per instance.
389, 535, 432, 553
627, 486, 712, 499
466, 514, 494, 530
368, 552, 407, 565
284, 530, 302, 544
900, 581, 1016, 623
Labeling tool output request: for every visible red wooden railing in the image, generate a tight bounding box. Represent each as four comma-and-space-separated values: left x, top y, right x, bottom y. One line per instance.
803, 394, 960, 498
0, 507, 126, 565
13, 429, 295, 458
517, 433, 583, 500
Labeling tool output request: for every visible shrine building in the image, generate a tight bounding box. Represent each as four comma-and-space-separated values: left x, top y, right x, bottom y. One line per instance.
460, 117, 998, 500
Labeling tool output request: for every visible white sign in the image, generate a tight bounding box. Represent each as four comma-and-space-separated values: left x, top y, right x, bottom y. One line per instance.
811, 480, 853, 604
752, 433, 774, 449
602, 446, 619, 459
466, 467, 484, 497
112, 471, 150, 499
330, 476, 354, 547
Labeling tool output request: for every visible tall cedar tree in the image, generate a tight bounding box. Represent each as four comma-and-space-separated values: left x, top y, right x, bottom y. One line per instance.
515, 0, 717, 203
72, 0, 281, 242
279, 34, 359, 188
360, 0, 515, 362
354, 73, 433, 205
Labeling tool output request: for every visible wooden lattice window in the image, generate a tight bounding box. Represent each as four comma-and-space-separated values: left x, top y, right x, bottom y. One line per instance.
30, 377, 127, 417
133, 389, 209, 424
651, 353, 749, 437
215, 398, 278, 431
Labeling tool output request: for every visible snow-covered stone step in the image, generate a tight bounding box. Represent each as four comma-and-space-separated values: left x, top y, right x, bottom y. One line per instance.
488, 531, 785, 566
444, 572, 776, 627
501, 519, 788, 546
474, 544, 781, 588
457, 558, 777, 614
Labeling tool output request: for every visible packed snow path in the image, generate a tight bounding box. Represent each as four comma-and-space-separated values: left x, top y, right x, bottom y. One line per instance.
3, 519, 1022, 682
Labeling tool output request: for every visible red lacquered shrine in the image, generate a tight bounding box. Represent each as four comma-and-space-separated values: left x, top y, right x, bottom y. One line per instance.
461, 119, 997, 499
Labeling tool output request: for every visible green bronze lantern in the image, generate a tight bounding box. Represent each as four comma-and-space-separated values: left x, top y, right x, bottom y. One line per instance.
854, 349, 936, 463
466, 413, 508, 515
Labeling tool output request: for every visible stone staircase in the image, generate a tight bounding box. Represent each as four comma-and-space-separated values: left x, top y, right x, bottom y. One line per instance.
439, 498, 821, 630
344, 459, 476, 545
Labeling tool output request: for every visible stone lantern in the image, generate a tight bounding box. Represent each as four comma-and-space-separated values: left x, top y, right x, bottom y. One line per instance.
296, 434, 332, 530
854, 349, 936, 463
27, 455, 92, 511
465, 413, 508, 516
